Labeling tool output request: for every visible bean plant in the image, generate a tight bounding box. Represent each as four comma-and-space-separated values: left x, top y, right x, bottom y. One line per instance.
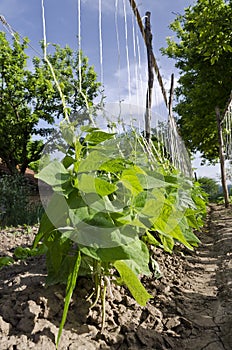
33, 121, 206, 347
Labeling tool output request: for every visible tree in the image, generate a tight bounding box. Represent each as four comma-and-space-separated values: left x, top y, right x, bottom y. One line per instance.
0, 32, 101, 174
161, 0, 232, 163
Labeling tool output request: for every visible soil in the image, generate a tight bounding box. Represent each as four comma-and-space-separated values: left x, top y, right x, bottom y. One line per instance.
0, 203, 232, 350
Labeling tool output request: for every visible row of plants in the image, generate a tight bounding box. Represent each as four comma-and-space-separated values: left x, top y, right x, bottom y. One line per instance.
31, 122, 207, 347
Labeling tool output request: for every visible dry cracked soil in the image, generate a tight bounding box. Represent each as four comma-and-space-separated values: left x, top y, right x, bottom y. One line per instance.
0, 203, 232, 350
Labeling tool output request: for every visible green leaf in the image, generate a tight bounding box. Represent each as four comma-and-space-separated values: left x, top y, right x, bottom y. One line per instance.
60, 122, 76, 146
81, 245, 134, 262
35, 160, 69, 185
32, 212, 54, 249
137, 173, 169, 189
143, 231, 160, 246
80, 126, 98, 132
69, 206, 93, 226
78, 150, 107, 172
0, 256, 14, 269
63, 223, 138, 251
114, 261, 152, 306
123, 240, 151, 276
117, 215, 148, 230
32, 192, 70, 251
46, 236, 72, 282
35, 160, 72, 196
160, 235, 174, 253
141, 198, 164, 218
78, 173, 117, 197
86, 211, 116, 228
62, 155, 75, 169
46, 254, 75, 286
120, 169, 143, 195
183, 227, 201, 246
185, 210, 201, 229
164, 174, 179, 185
153, 206, 194, 250
99, 158, 126, 173
14, 245, 46, 259
80, 238, 150, 277
133, 191, 147, 209
85, 131, 115, 145
77, 173, 95, 193
178, 190, 196, 210
95, 178, 117, 196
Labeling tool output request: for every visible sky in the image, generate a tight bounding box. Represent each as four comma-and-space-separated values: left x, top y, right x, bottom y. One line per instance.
0, 0, 222, 180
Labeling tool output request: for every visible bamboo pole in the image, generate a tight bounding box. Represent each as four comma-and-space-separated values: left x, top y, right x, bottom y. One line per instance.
168, 73, 175, 164
128, 0, 168, 107
144, 12, 154, 143
168, 73, 174, 118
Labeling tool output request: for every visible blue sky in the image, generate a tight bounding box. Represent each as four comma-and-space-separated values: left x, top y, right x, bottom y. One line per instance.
0, 0, 222, 180
0, 0, 194, 99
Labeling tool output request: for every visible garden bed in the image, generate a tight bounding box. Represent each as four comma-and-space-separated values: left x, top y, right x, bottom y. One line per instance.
0, 204, 232, 350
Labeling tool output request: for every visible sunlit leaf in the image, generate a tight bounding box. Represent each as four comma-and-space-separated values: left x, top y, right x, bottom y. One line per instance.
85, 130, 115, 144
114, 261, 152, 306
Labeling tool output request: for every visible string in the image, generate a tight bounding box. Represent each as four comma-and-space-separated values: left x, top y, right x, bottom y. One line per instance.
77, 0, 93, 122
77, 0, 82, 96
41, 0, 69, 122
136, 25, 144, 108
122, 0, 131, 103
115, 0, 121, 103
98, 0, 104, 85
131, 7, 140, 110
0, 14, 43, 58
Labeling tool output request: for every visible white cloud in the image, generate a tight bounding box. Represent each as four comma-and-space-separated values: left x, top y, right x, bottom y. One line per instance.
81, 0, 134, 16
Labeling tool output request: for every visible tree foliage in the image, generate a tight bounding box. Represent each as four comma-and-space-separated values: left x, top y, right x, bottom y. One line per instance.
161, 0, 232, 162
197, 176, 219, 200
0, 32, 100, 174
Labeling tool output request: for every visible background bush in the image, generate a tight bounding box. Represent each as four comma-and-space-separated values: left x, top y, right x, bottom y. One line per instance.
0, 174, 43, 227
197, 177, 220, 201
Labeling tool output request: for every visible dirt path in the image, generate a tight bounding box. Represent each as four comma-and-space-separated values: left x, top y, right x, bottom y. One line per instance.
0, 204, 231, 350
168, 204, 232, 350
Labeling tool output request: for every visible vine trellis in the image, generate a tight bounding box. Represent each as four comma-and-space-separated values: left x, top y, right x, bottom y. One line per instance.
1, 2, 193, 177
222, 92, 232, 160
215, 92, 232, 207
87, 0, 193, 177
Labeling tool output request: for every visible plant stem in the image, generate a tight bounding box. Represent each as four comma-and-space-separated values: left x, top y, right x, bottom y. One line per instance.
100, 277, 107, 332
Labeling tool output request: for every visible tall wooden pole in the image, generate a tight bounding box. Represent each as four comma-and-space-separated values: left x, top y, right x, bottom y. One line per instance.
168, 73, 174, 118
144, 12, 154, 143
215, 106, 230, 208
168, 73, 175, 163
128, 0, 168, 107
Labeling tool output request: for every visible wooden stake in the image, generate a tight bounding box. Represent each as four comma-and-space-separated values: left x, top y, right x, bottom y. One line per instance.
168, 73, 174, 118
144, 12, 154, 143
